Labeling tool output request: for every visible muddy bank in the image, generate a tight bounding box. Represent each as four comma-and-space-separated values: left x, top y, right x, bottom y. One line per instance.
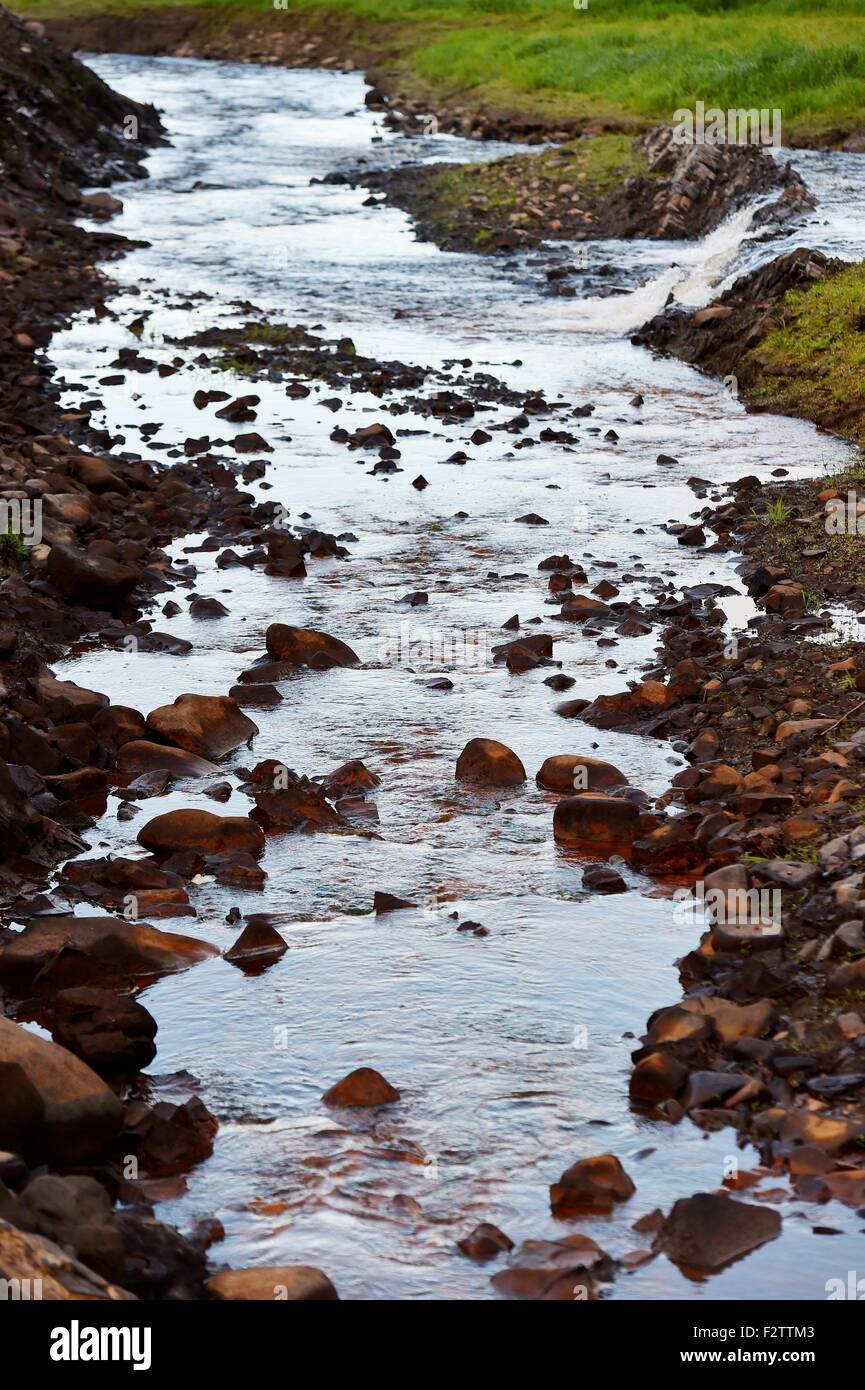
355, 125, 813, 257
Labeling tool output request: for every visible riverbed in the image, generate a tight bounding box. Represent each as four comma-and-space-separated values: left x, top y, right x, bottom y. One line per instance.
44, 53, 865, 1299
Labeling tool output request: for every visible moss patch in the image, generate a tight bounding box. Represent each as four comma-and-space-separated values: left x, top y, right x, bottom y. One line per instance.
747, 263, 865, 446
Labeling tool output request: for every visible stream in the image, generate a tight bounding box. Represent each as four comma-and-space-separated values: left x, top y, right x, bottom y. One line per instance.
40, 53, 865, 1299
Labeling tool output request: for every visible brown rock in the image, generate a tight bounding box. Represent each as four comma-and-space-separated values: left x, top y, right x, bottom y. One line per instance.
146, 694, 258, 760
322, 1067, 400, 1107
0, 1219, 134, 1301
552, 793, 639, 856
536, 754, 627, 793
206, 1266, 338, 1300
46, 543, 139, 612
117, 740, 222, 779
138, 810, 264, 858
550, 1154, 635, 1213
457, 1223, 514, 1261
0, 915, 218, 993
0, 1016, 122, 1163
654, 1193, 781, 1271
265, 624, 359, 669
456, 738, 526, 787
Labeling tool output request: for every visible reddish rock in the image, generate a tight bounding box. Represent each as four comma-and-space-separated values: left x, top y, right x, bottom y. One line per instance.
0, 1016, 122, 1164
0, 915, 218, 993
117, 740, 221, 779
138, 810, 265, 858
46, 987, 157, 1075
553, 793, 640, 856
322, 1067, 400, 1107
550, 1154, 635, 1213
206, 1266, 338, 1300
536, 754, 627, 793
457, 1223, 514, 1261
265, 623, 359, 669
456, 738, 526, 787
146, 694, 258, 760
490, 1234, 613, 1300
223, 919, 287, 968
630, 1052, 688, 1104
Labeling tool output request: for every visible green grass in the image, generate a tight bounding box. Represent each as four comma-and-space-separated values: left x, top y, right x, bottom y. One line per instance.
749, 262, 865, 444
12, 0, 865, 139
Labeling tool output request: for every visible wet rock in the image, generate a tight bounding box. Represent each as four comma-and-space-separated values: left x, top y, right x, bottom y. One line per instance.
206, 1266, 338, 1300
92, 705, 146, 749
229, 682, 283, 708
456, 737, 526, 787
46, 986, 157, 1075
117, 739, 224, 779
0, 1015, 122, 1163
189, 596, 229, 619
490, 1234, 614, 1300
0, 1218, 133, 1300
374, 891, 417, 914
123, 1096, 218, 1177
550, 1154, 636, 1213
580, 679, 679, 730
654, 1193, 781, 1271
265, 623, 359, 669
536, 754, 627, 793
32, 671, 108, 723
46, 543, 139, 612
223, 919, 287, 968
553, 794, 640, 857
138, 810, 265, 858
457, 1223, 514, 1261
322, 1067, 400, 1107
0, 915, 218, 994
322, 760, 380, 796
146, 694, 258, 760
250, 766, 343, 833
581, 863, 627, 894
15, 1173, 124, 1281
630, 1051, 688, 1104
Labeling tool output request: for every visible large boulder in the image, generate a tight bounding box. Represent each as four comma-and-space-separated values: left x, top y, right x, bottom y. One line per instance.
145, 694, 258, 760
117, 740, 221, 779
455, 738, 526, 788
549, 1154, 636, 1213
553, 793, 640, 856
46, 543, 140, 612
0, 916, 218, 994
138, 810, 264, 858
206, 1266, 338, 1300
536, 755, 627, 794
0, 1016, 122, 1163
653, 1193, 781, 1270
265, 624, 359, 670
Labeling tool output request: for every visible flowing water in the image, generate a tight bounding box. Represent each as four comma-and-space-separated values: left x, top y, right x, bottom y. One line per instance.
36, 53, 865, 1298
